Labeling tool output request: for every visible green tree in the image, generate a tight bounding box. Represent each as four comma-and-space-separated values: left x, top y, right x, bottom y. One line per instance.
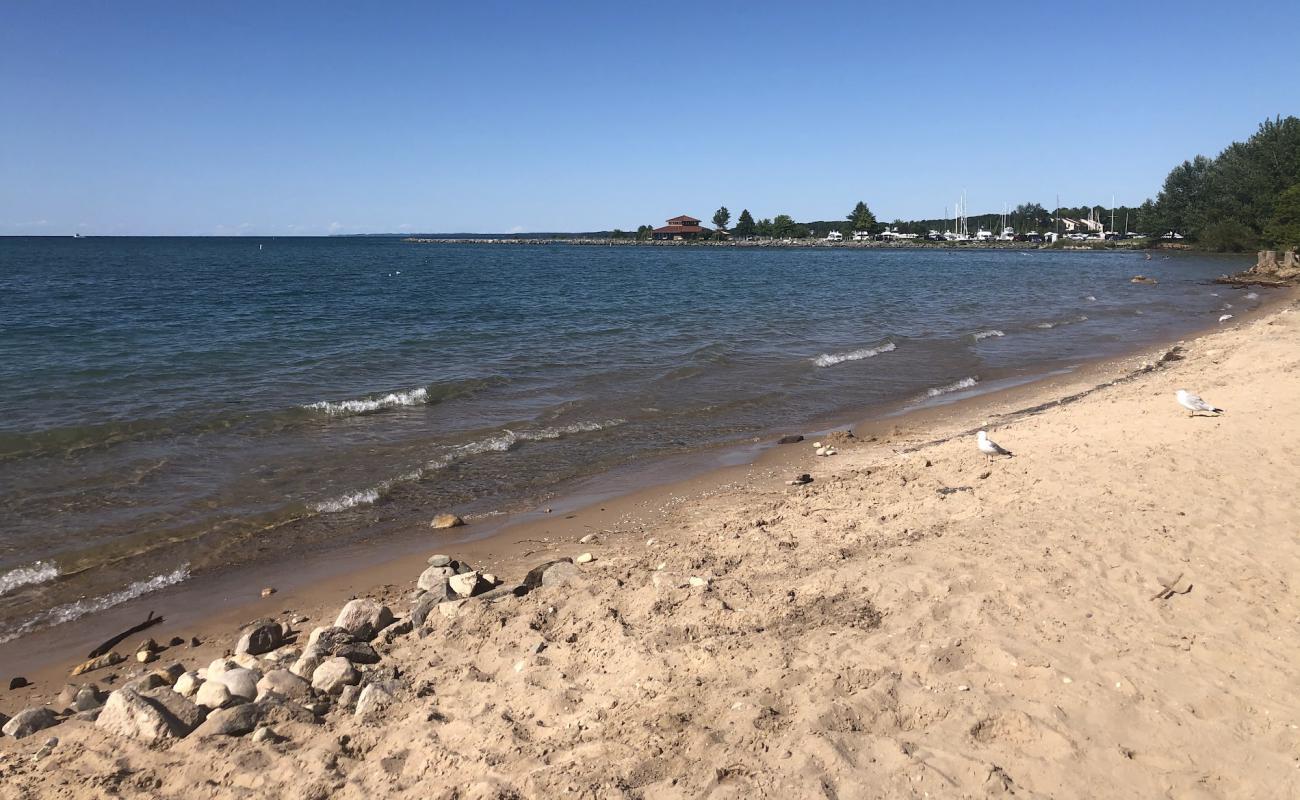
772, 214, 797, 238
848, 201, 878, 234
733, 209, 756, 238
1198, 220, 1256, 252
712, 206, 730, 232
1265, 184, 1300, 248
755, 217, 774, 238
635, 224, 653, 241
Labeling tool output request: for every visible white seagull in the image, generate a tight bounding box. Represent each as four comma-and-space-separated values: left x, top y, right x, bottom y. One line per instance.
1176, 389, 1224, 417
976, 430, 1013, 461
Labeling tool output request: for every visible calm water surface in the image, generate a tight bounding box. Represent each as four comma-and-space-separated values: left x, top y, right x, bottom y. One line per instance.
0, 237, 1258, 640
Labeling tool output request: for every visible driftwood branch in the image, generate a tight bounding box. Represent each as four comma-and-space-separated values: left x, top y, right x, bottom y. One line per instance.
86, 611, 163, 658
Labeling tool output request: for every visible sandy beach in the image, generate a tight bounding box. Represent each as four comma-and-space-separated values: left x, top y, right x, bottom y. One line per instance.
2, 292, 1298, 798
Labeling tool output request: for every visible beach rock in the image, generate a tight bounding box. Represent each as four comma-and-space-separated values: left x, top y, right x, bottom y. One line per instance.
250, 725, 283, 744
70, 652, 125, 676
56, 684, 79, 708
256, 669, 310, 701
377, 618, 413, 645
261, 587, 276, 598
71, 708, 101, 723
2, 707, 58, 740
522, 559, 578, 592
787, 473, 813, 486
354, 683, 394, 721
410, 593, 441, 628
235, 618, 284, 656
0, 712, 8, 729
74, 685, 106, 711
311, 657, 360, 695
777, 434, 805, 444
160, 663, 185, 682
193, 703, 262, 738
174, 672, 201, 698
439, 599, 467, 619
214, 668, 260, 701
122, 672, 169, 693
195, 680, 237, 710
575, 552, 594, 564
427, 554, 452, 567
140, 687, 205, 733
335, 641, 380, 665
8, 676, 30, 690
579, 533, 598, 544
417, 564, 457, 593
430, 513, 465, 530
96, 689, 185, 743
334, 599, 394, 641
338, 684, 361, 710
168, 636, 185, 647
448, 571, 490, 598
207, 658, 241, 678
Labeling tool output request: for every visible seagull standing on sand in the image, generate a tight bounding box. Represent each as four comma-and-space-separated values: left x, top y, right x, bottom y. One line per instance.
977, 430, 1013, 462
1176, 389, 1224, 417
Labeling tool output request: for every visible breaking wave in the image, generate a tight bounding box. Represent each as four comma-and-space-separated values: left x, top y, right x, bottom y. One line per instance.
926, 377, 979, 397
1032, 315, 1088, 329
312, 420, 625, 514
0, 565, 191, 645
304, 386, 430, 416
971, 330, 1004, 341
812, 341, 896, 368
0, 561, 59, 597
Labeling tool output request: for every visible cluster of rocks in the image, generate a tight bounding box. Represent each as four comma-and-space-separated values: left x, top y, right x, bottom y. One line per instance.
1, 550, 597, 749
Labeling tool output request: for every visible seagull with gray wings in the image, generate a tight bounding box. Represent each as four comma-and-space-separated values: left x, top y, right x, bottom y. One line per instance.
976, 430, 1013, 461
1176, 389, 1223, 416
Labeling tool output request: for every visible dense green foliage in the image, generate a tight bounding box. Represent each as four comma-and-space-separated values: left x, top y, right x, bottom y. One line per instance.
1264, 184, 1300, 249
847, 201, 879, 234
712, 206, 730, 232
733, 209, 756, 237
1140, 116, 1300, 248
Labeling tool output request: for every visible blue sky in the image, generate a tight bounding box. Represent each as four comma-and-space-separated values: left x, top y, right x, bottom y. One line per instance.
2, 1, 1297, 235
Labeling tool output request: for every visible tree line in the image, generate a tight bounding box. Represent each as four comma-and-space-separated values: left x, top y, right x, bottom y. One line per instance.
612, 116, 1300, 250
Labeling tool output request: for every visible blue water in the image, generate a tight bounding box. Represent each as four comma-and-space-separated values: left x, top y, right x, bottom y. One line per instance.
0, 237, 1258, 640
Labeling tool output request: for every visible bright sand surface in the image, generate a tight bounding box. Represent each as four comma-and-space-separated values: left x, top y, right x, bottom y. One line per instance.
1, 295, 1298, 798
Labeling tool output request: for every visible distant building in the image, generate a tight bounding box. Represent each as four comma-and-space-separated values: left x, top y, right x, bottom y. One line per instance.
652, 215, 713, 241
852, 230, 872, 242
826, 231, 843, 241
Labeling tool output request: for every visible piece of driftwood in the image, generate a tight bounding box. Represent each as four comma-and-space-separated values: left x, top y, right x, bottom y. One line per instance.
86, 611, 164, 659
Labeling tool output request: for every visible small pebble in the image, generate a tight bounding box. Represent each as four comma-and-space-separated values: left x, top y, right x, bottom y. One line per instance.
261, 587, 277, 598
575, 552, 594, 564
579, 534, 597, 544
688, 577, 709, 588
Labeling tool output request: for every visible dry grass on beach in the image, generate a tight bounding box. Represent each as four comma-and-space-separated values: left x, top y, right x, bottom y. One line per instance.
2, 299, 1299, 799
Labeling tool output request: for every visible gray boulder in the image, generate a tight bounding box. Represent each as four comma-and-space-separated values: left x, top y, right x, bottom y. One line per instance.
74, 685, 106, 712
121, 672, 169, 693
173, 671, 201, 698
522, 559, 580, 591
417, 564, 457, 593
96, 689, 188, 743
2, 707, 59, 740
354, 683, 394, 721
334, 599, 394, 641
140, 687, 205, 733
427, 554, 452, 567
334, 641, 380, 665
310, 657, 359, 695
377, 618, 413, 644
213, 668, 261, 701
193, 703, 262, 738
410, 593, 441, 627
235, 618, 284, 656
195, 680, 236, 710
256, 669, 310, 702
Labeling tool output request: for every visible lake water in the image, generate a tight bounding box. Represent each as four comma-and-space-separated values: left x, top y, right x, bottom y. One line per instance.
0, 237, 1258, 642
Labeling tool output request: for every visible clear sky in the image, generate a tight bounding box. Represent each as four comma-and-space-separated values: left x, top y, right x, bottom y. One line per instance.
2, 1, 1297, 235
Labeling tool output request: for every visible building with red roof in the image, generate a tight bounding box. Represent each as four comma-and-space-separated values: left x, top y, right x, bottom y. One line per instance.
651, 214, 713, 241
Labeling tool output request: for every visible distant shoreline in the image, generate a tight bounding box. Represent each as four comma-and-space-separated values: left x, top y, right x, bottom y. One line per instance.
402, 236, 1178, 251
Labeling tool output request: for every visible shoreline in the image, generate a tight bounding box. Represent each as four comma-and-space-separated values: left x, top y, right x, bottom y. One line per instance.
1, 286, 1288, 704
2, 292, 1298, 795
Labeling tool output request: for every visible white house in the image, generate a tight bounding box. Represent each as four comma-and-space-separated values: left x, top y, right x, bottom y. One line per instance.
852, 230, 872, 242
826, 231, 843, 241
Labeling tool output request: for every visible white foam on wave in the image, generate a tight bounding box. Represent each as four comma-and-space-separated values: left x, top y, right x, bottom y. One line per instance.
1033, 315, 1088, 330
312, 488, 381, 513
1246, 292, 1259, 300
0, 561, 59, 596
304, 386, 429, 416
0, 565, 190, 645
812, 341, 896, 368
926, 377, 979, 397
428, 419, 626, 470
972, 330, 1004, 341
